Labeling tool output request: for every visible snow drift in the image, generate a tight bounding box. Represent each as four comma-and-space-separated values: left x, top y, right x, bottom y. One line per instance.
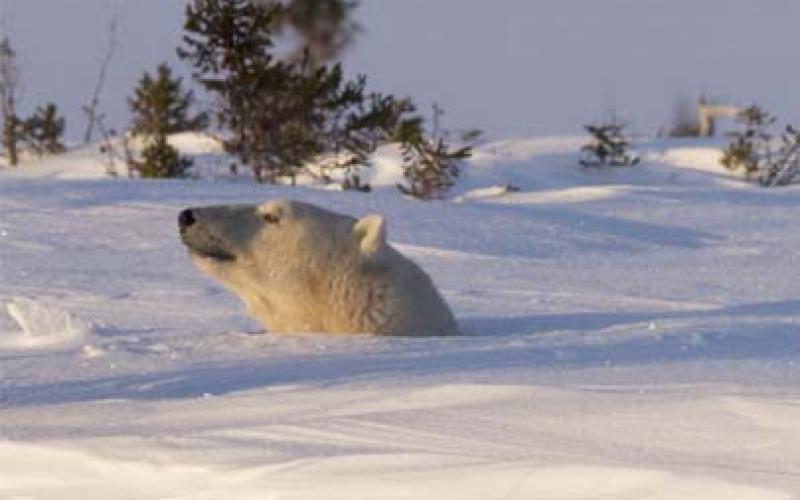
0, 134, 798, 498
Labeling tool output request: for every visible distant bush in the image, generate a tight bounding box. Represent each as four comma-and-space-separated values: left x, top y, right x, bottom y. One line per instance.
20, 103, 65, 156
2, 37, 67, 165
720, 105, 775, 178
126, 62, 205, 178
720, 105, 800, 187
129, 62, 207, 138
130, 135, 193, 179
0, 37, 20, 166
396, 117, 471, 200
579, 122, 639, 167
759, 126, 800, 187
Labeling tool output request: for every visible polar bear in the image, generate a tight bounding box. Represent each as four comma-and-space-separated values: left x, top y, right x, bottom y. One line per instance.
178, 199, 459, 336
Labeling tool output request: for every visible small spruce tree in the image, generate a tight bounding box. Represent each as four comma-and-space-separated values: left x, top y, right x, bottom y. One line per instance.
579, 122, 639, 167
720, 105, 776, 178
131, 135, 193, 178
759, 125, 800, 187
396, 117, 471, 200
21, 103, 66, 156
0, 37, 20, 166
179, 0, 287, 181
127, 62, 205, 178
720, 105, 800, 187
129, 62, 207, 137
179, 0, 408, 185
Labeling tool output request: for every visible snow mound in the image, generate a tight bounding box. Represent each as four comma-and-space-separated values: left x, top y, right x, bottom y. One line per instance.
165, 131, 224, 155
2, 134, 800, 498
0, 297, 93, 349
0, 441, 786, 500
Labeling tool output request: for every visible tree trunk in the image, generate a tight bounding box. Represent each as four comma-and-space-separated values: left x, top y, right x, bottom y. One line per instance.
3, 113, 17, 166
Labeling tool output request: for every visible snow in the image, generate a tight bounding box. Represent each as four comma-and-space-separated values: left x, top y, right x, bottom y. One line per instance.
0, 135, 798, 498
0, 297, 93, 349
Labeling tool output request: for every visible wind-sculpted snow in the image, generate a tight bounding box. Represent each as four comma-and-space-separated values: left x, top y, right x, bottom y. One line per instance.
0, 297, 94, 349
0, 135, 798, 498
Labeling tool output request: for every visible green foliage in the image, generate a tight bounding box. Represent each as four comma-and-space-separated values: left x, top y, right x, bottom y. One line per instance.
396, 117, 472, 200
720, 105, 776, 178
579, 122, 639, 167
721, 105, 800, 187
179, 0, 293, 181
760, 125, 800, 187
20, 103, 65, 156
178, 0, 470, 196
0, 37, 19, 166
2, 39, 65, 163
316, 91, 413, 188
127, 62, 203, 178
178, 0, 407, 186
128, 62, 207, 137
130, 135, 193, 179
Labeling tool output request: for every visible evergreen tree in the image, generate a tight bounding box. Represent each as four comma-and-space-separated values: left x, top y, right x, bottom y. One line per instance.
178, 0, 285, 181
0, 37, 19, 166
178, 0, 402, 184
129, 62, 207, 137
396, 117, 472, 200
178, 0, 468, 195
130, 135, 193, 179
579, 122, 640, 167
127, 62, 203, 178
326, 92, 413, 189
719, 105, 800, 187
21, 103, 66, 156
759, 125, 800, 187
720, 105, 776, 178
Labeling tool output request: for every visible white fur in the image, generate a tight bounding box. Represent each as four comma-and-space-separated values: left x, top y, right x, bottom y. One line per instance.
181, 200, 459, 336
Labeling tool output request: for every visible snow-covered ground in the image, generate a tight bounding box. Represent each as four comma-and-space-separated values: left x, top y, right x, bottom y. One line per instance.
1, 135, 798, 499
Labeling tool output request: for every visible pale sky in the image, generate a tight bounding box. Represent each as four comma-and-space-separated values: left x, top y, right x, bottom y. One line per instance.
1, 0, 799, 141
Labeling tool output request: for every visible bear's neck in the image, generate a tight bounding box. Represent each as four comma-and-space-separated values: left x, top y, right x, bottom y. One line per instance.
257, 259, 393, 334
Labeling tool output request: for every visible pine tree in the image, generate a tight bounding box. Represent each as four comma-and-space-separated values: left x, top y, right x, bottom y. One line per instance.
127, 62, 204, 178
178, 0, 403, 184
0, 37, 19, 166
178, 0, 286, 181
579, 122, 640, 167
177, 0, 468, 194
21, 103, 66, 156
128, 62, 207, 137
759, 125, 800, 187
396, 117, 472, 200
720, 105, 776, 178
131, 135, 193, 179
319, 92, 412, 189
719, 105, 800, 187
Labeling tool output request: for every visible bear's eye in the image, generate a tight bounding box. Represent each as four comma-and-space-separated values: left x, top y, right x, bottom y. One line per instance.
263, 213, 280, 224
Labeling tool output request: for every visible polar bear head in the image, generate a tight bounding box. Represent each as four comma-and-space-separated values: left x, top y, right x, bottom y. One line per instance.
179, 199, 458, 335
179, 198, 388, 288
179, 200, 391, 330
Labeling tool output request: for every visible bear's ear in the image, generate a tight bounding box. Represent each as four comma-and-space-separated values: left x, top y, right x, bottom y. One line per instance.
353, 214, 386, 257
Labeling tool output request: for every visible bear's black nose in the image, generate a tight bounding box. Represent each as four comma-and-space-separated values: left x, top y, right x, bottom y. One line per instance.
178, 209, 196, 230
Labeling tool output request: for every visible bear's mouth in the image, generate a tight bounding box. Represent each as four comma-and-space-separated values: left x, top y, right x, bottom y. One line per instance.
181, 234, 237, 262
189, 246, 236, 262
